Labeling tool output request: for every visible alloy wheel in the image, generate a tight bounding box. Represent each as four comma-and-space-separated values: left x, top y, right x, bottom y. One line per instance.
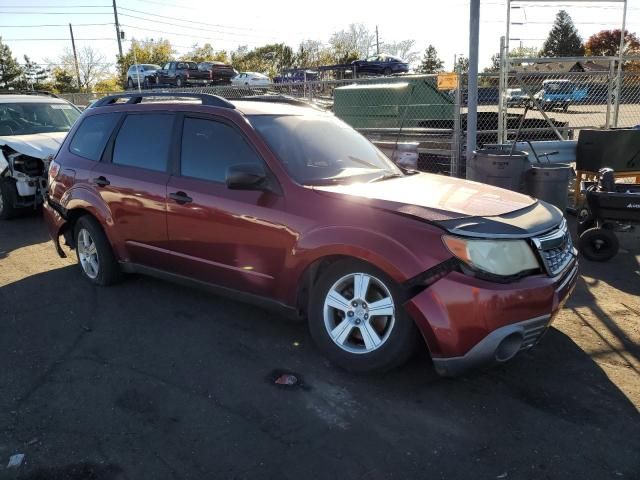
323, 272, 395, 354
77, 228, 100, 279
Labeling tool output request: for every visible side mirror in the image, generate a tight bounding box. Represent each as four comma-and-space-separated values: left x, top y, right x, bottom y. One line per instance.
225, 163, 268, 191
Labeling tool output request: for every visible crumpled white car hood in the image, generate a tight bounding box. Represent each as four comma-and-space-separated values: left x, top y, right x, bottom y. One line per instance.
0, 131, 67, 159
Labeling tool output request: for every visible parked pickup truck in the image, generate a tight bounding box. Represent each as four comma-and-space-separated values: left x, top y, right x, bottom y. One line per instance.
154, 61, 212, 87
534, 79, 587, 111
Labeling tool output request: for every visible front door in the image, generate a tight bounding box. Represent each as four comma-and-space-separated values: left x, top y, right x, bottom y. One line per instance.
90, 112, 175, 269
166, 115, 295, 298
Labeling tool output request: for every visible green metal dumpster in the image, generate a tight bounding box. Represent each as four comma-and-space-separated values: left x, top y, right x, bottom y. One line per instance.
333, 76, 455, 129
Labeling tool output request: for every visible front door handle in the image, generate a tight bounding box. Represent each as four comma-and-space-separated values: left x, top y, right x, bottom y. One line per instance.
169, 191, 193, 205
92, 176, 110, 187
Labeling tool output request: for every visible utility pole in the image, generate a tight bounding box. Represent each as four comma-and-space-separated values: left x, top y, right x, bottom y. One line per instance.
613, 0, 628, 127
376, 26, 380, 54
113, 0, 123, 59
466, 0, 480, 173
68, 23, 82, 92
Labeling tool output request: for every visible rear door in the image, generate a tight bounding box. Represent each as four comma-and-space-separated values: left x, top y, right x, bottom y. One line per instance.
165, 114, 294, 297
90, 112, 175, 269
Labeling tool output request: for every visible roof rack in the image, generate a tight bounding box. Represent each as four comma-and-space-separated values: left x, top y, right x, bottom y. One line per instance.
0, 90, 61, 98
91, 92, 236, 109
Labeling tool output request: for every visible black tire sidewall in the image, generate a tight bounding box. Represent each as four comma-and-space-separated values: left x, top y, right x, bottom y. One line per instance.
0, 178, 18, 220
308, 259, 418, 373
74, 216, 120, 285
578, 228, 619, 262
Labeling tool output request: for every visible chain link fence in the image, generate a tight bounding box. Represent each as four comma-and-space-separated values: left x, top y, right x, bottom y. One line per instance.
59, 61, 640, 179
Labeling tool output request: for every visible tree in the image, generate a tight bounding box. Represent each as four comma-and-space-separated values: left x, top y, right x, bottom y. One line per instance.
116, 38, 174, 83
455, 55, 470, 74
585, 29, 640, 57
329, 24, 374, 63
94, 74, 121, 93
418, 45, 444, 73
484, 46, 539, 73
385, 39, 419, 64
231, 43, 294, 77
0, 37, 23, 88
51, 67, 77, 93
181, 43, 228, 63
540, 10, 584, 57
22, 55, 49, 89
54, 45, 110, 91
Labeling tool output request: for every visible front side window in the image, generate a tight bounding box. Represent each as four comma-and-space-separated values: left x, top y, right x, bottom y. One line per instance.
0, 101, 81, 136
69, 112, 121, 161
112, 114, 173, 172
180, 117, 263, 182
250, 114, 402, 185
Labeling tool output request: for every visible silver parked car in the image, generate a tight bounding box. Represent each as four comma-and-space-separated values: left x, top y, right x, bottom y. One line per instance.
126, 64, 161, 89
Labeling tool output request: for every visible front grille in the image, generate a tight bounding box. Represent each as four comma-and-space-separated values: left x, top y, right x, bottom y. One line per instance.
532, 220, 577, 277
520, 316, 549, 350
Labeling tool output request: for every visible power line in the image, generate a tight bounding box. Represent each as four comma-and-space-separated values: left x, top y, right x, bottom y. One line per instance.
3, 38, 114, 41
0, 23, 113, 27
117, 7, 277, 33
118, 14, 282, 41
0, 11, 112, 15
0, 4, 111, 7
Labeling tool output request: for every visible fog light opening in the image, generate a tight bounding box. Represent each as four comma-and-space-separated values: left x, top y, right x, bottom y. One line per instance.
495, 332, 523, 362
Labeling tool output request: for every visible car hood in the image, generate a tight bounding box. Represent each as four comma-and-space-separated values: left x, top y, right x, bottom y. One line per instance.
0, 132, 67, 158
312, 173, 563, 237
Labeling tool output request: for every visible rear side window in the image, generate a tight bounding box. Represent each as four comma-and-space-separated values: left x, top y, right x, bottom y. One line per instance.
69, 113, 121, 161
112, 114, 174, 172
180, 117, 262, 182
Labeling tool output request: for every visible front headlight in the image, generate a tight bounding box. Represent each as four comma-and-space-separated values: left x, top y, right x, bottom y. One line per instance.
442, 235, 540, 277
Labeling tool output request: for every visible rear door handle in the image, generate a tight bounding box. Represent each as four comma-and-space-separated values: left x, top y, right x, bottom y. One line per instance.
169, 191, 193, 205
92, 176, 110, 187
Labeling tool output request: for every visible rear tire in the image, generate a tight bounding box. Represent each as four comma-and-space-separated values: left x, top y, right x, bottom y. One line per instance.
0, 178, 18, 220
74, 216, 121, 286
308, 259, 418, 373
176, 76, 183, 88
383, 67, 392, 76
578, 227, 619, 262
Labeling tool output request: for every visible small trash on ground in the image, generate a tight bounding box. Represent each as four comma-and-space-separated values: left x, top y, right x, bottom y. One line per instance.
26, 438, 38, 446
7, 453, 25, 468
496, 473, 508, 479
275, 374, 298, 386
292, 341, 300, 347
266, 369, 307, 390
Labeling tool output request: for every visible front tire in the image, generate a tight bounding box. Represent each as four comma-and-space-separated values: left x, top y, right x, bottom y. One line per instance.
308, 260, 418, 373
74, 216, 121, 285
0, 178, 18, 220
176, 76, 183, 88
127, 78, 134, 89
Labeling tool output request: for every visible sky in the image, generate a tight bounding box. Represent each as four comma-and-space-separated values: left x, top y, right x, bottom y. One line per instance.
0, 0, 638, 74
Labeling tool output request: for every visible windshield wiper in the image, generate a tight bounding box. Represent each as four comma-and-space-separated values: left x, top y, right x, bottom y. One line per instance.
368, 173, 403, 183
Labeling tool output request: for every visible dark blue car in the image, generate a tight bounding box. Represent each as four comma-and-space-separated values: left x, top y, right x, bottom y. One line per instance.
352, 54, 409, 76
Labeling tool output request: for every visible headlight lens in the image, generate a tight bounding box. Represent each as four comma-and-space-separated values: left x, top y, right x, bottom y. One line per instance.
442, 235, 540, 277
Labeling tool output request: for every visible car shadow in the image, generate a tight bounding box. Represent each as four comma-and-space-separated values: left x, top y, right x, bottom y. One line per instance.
0, 214, 50, 259
2, 265, 639, 479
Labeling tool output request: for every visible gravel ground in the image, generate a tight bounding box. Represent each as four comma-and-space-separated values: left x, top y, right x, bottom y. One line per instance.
0, 215, 638, 480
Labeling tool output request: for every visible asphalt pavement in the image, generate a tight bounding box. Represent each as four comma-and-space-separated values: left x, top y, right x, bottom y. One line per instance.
1, 215, 639, 480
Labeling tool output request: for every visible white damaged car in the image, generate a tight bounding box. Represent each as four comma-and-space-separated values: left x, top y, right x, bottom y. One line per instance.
0, 93, 81, 219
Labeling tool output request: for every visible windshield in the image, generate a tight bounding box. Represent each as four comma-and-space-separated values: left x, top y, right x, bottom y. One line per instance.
142, 64, 160, 71
250, 114, 402, 185
544, 82, 574, 92
0, 102, 80, 136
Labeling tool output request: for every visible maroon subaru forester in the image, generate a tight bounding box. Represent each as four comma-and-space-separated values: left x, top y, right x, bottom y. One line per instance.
44, 93, 578, 375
